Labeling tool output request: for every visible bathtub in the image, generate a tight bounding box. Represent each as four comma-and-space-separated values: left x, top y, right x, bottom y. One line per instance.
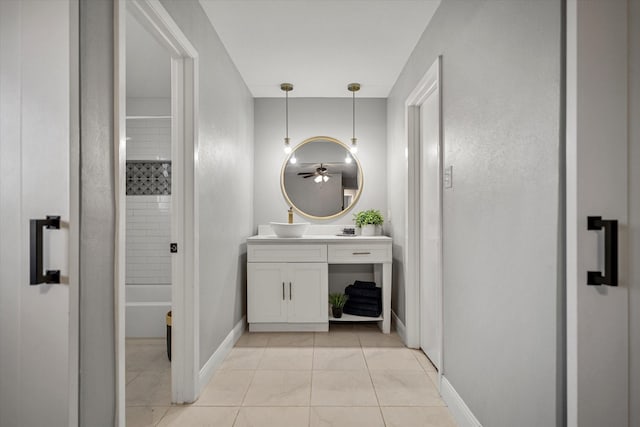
125, 284, 171, 338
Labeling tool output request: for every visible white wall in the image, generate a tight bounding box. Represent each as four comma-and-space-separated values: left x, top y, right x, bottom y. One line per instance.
160, 0, 254, 370
127, 97, 171, 116
126, 7, 170, 100
630, 0, 640, 424
254, 98, 386, 227
387, 1, 562, 426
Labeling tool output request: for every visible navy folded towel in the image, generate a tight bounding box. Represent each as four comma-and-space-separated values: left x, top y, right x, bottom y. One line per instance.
345, 301, 379, 312
345, 286, 381, 299
343, 306, 382, 317
353, 280, 377, 289
344, 281, 382, 317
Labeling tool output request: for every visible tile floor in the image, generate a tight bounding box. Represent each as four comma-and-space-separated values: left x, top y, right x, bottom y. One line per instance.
126, 323, 457, 426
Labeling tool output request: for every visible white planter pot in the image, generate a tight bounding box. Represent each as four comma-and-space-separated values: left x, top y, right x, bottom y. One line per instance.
361, 224, 376, 236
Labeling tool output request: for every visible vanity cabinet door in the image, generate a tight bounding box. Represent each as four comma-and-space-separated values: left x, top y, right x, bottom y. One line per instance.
247, 263, 288, 323
287, 263, 328, 323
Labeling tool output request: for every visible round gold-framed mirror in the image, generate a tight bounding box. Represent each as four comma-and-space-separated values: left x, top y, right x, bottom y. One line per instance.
280, 136, 363, 220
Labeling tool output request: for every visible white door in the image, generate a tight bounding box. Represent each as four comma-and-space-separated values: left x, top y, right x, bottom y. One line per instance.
0, 1, 77, 426
247, 263, 288, 323
418, 63, 443, 370
287, 263, 328, 323
567, 1, 628, 425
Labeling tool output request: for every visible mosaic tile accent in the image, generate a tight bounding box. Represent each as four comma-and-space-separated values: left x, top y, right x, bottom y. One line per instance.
126, 161, 172, 195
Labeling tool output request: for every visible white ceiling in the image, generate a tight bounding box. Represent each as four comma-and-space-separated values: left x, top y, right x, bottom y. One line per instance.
199, 0, 441, 98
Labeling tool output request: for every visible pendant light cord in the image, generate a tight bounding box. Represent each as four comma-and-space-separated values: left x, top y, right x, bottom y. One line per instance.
285, 89, 289, 140
352, 89, 355, 140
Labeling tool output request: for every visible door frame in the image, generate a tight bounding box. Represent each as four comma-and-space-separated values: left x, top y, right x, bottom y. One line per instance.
115, 0, 199, 423
404, 56, 444, 380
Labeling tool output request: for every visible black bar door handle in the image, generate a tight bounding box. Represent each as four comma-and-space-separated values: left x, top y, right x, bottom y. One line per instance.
587, 216, 618, 286
30, 215, 61, 285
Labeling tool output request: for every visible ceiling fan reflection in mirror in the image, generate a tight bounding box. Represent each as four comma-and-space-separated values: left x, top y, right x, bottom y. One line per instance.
298, 163, 331, 183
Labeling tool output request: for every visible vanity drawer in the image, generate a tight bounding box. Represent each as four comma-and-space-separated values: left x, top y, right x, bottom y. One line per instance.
327, 244, 391, 264
248, 244, 327, 262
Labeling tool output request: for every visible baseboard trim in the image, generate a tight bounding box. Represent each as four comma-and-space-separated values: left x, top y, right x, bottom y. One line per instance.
441, 376, 483, 427
391, 310, 407, 344
198, 316, 246, 391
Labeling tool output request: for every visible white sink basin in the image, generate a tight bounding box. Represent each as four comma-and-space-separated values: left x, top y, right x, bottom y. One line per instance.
270, 222, 310, 238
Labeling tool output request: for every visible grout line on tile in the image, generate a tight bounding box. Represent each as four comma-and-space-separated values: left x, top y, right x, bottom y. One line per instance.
310, 340, 316, 411
238, 364, 259, 408
153, 406, 169, 426
230, 405, 241, 427
378, 405, 388, 427
308, 368, 314, 413
153, 406, 170, 427
362, 346, 384, 410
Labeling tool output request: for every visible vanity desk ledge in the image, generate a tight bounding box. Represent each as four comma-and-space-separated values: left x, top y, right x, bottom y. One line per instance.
253, 223, 392, 242
247, 225, 392, 333
247, 234, 392, 243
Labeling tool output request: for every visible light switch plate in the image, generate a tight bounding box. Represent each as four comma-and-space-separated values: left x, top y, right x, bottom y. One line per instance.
444, 165, 453, 189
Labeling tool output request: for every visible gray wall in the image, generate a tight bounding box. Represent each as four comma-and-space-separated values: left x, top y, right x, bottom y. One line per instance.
386, 1, 562, 426
79, 0, 116, 425
630, 0, 640, 425
254, 98, 386, 227
160, 0, 254, 369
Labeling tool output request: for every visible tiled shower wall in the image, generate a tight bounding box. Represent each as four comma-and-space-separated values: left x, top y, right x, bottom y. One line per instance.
126, 195, 171, 284
126, 116, 171, 337
126, 116, 171, 160
126, 117, 171, 285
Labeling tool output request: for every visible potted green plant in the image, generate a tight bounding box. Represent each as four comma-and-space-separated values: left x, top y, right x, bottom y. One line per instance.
329, 292, 349, 318
353, 209, 384, 236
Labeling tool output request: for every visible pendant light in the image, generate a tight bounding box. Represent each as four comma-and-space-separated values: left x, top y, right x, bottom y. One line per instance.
348, 83, 360, 154
281, 83, 293, 154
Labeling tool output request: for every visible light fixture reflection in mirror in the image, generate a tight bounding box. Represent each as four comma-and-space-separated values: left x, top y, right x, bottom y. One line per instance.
281, 136, 363, 220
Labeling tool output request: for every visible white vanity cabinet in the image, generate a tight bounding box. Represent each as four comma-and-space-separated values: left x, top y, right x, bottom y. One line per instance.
247, 244, 329, 331
247, 232, 393, 333
247, 262, 328, 326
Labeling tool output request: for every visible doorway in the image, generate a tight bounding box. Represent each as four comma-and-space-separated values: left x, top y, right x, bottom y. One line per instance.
124, 4, 173, 420
115, 0, 199, 424
405, 57, 443, 376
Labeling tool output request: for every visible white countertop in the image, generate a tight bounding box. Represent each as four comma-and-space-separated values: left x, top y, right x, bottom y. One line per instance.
249, 224, 392, 244
247, 234, 392, 244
